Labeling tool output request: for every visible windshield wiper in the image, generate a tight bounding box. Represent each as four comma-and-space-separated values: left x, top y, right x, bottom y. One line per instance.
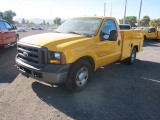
67, 31, 82, 35
68, 31, 93, 37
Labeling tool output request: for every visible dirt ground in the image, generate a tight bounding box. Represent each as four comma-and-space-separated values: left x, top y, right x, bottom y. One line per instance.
0, 30, 160, 120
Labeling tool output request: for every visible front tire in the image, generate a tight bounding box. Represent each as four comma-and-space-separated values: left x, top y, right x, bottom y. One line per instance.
65, 60, 92, 92
125, 47, 137, 65
144, 36, 146, 41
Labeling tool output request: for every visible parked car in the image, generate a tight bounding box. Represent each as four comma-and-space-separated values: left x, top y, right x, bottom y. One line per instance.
31, 25, 43, 30
17, 27, 27, 32
0, 19, 19, 48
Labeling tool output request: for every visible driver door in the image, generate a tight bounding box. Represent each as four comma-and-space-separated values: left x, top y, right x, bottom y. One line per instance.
97, 19, 121, 67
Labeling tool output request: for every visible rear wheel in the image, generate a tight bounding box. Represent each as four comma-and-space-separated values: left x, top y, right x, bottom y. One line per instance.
125, 47, 137, 65
65, 60, 92, 92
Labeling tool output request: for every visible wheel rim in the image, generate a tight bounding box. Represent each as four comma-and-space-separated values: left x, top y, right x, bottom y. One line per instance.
75, 67, 88, 86
131, 49, 136, 63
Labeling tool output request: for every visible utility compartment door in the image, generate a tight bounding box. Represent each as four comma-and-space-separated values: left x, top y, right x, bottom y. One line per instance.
120, 30, 132, 60
157, 31, 160, 39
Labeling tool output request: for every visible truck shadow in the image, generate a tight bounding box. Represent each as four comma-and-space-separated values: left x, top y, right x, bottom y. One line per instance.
0, 47, 19, 83
143, 40, 160, 47
32, 59, 160, 119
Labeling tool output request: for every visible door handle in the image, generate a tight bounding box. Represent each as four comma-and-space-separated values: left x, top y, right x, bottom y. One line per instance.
118, 40, 120, 46
93, 45, 99, 49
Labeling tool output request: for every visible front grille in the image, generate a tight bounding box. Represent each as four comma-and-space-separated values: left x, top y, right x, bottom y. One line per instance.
17, 42, 47, 67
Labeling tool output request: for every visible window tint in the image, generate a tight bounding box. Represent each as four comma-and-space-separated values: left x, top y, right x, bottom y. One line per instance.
102, 19, 117, 34
0, 21, 7, 31
119, 25, 131, 30
4, 21, 12, 29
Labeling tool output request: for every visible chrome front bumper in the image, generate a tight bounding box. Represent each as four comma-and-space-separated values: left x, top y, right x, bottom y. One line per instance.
16, 56, 71, 84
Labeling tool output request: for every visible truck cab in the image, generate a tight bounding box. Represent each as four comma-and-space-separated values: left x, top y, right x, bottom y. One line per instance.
146, 27, 157, 39
140, 27, 160, 40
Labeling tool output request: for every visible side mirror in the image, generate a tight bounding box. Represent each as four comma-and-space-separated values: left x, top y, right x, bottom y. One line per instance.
109, 30, 118, 41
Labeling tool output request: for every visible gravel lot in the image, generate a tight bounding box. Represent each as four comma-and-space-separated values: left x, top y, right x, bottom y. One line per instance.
0, 30, 160, 120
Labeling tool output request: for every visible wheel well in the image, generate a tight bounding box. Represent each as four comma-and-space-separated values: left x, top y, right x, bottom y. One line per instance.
78, 56, 95, 71
134, 45, 138, 52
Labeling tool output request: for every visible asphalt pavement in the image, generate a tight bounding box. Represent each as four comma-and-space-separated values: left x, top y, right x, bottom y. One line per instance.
0, 31, 160, 120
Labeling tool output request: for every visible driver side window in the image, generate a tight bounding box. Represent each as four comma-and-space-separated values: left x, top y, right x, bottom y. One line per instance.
150, 28, 156, 33
100, 19, 117, 40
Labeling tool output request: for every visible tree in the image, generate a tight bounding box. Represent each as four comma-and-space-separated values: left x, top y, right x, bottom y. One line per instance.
0, 11, 4, 19
119, 16, 137, 27
43, 20, 45, 25
14, 21, 19, 24
3, 10, 16, 23
149, 18, 160, 28
22, 18, 25, 24
47, 22, 50, 25
54, 17, 61, 25
30, 22, 35, 25
119, 19, 123, 24
140, 16, 150, 27
26, 20, 29, 24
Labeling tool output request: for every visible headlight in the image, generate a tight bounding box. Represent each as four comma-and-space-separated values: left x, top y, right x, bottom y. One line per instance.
48, 51, 66, 64
55, 52, 61, 59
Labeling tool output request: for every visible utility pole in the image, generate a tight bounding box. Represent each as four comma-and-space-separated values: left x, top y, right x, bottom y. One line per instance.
123, 0, 127, 24
138, 0, 142, 26
104, 3, 106, 16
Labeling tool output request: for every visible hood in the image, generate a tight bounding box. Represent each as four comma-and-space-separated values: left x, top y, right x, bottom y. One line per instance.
19, 33, 88, 51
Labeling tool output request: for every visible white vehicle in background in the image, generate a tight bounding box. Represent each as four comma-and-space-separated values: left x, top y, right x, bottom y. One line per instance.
31, 25, 44, 30
17, 27, 27, 32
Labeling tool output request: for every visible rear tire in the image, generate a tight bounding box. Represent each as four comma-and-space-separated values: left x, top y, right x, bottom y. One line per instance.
65, 60, 92, 92
125, 47, 137, 65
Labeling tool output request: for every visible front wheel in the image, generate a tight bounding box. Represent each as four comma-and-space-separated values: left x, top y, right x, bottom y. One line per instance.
125, 47, 137, 65
144, 36, 146, 41
65, 60, 92, 92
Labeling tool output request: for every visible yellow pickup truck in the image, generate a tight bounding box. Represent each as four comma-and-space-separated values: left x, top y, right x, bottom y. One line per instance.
15, 16, 144, 91
136, 27, 160, 40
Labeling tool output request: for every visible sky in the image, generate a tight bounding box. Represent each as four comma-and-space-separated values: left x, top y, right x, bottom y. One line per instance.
0, 0, 159, 21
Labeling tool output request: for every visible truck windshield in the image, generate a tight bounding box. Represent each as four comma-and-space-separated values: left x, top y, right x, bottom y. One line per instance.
55, 18, 102, 37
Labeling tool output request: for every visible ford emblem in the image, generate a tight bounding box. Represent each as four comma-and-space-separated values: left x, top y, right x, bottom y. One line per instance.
23, 52, 28, 57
